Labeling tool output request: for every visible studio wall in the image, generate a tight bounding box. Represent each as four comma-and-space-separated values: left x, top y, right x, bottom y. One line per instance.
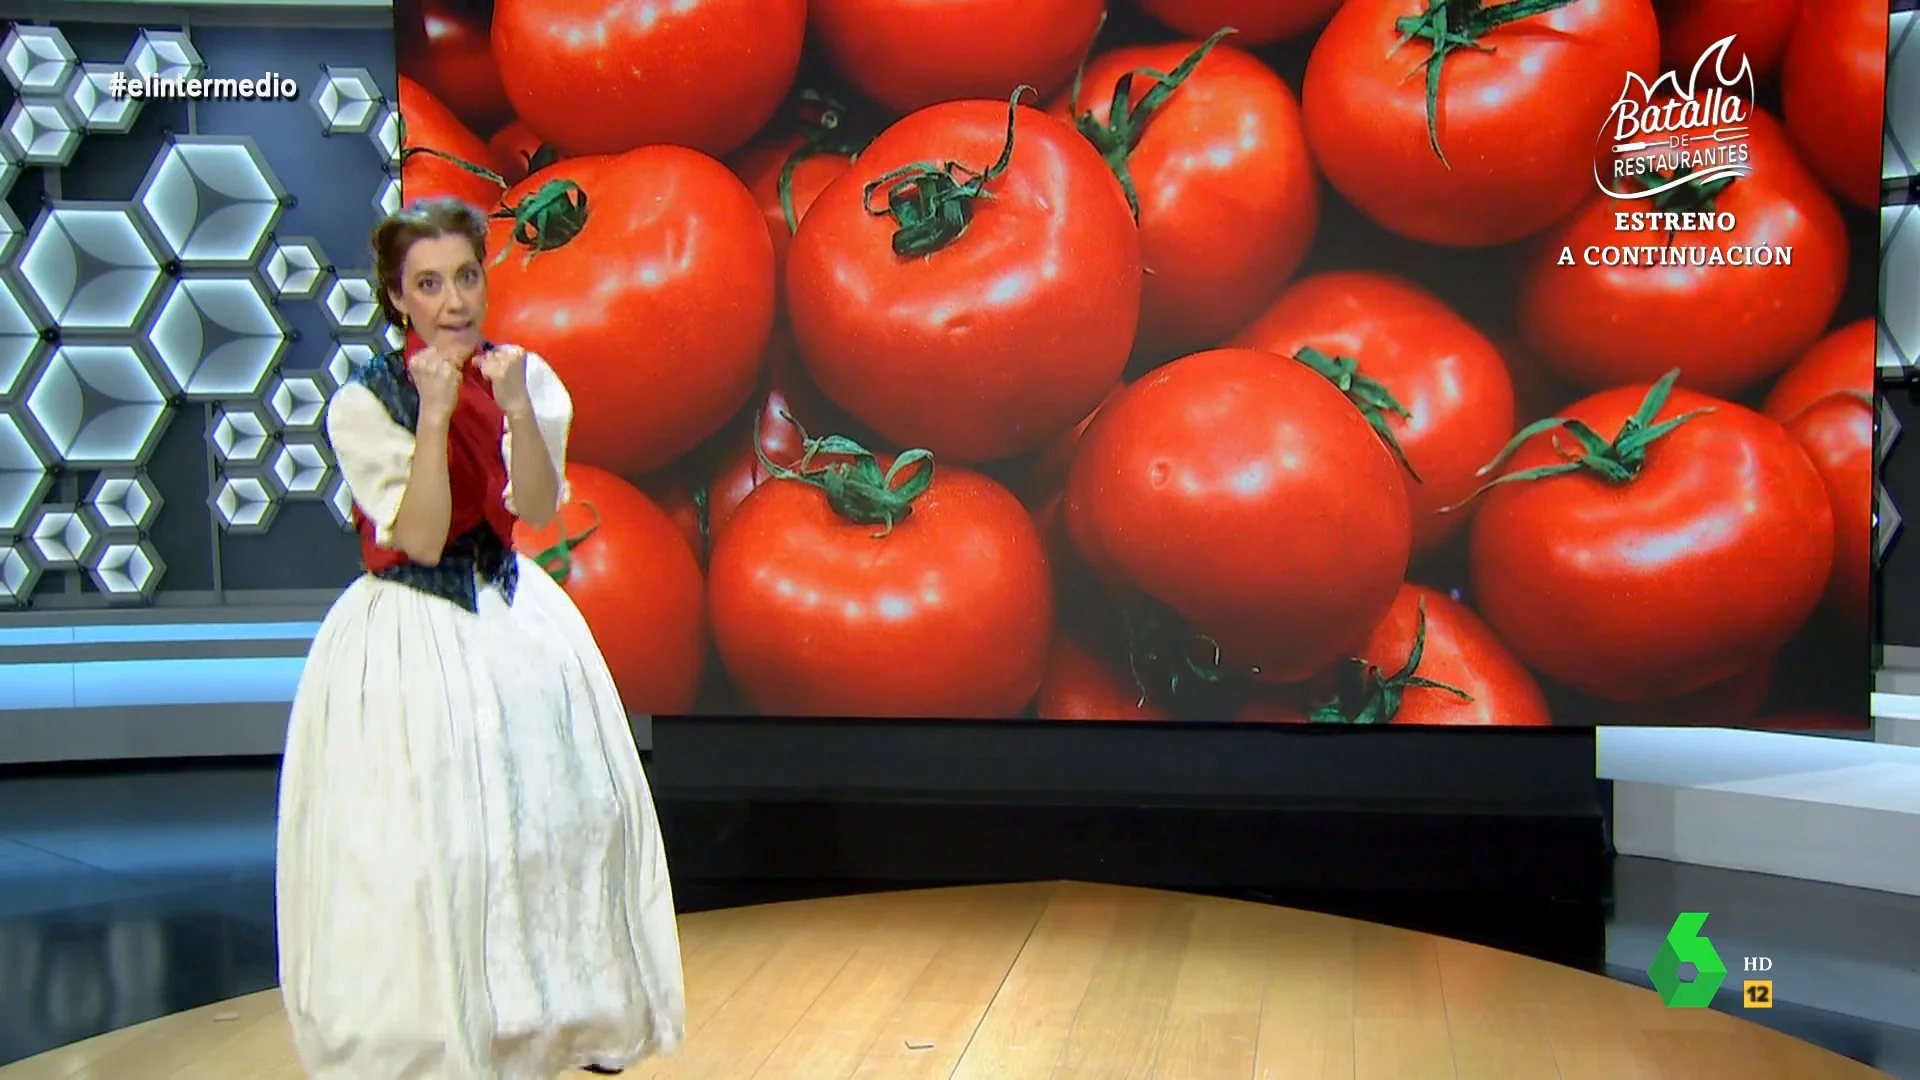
0, 12, 393, 609
1873, 5, 1920, 656
388, 0, 1885, 732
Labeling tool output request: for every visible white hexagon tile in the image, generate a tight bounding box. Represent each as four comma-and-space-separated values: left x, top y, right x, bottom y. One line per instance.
16, 205, 164, 330
145, 276, 290, 399
136, 137, 287, 268
311, 67, 384, 136
21, 344, 171, 468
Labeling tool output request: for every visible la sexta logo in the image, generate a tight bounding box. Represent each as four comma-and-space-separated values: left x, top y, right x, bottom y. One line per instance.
1597, 35, 1756, 201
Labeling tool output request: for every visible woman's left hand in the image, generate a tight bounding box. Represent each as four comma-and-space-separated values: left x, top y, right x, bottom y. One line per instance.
478, 345, 532, 415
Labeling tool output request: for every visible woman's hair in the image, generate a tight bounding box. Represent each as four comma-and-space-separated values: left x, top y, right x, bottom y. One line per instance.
370, 197, 490, 326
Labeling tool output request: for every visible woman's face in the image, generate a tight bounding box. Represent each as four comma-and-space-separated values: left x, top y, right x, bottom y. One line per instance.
392, 233, 487, 362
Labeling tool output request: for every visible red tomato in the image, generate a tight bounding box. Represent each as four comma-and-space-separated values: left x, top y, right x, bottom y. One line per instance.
511, 464, 707, 714
492, 0, 807, 158
1785, 392, 1873, 626
1066, 348, 1412, 684
809, 0, 1104, 115
487, 119, 557, 185
1135, 0, 1342, 44
1763, 318, 1876, 424
1517, 109, 1848, 398
1057, 36, 1318, 359
727, 126, 859, 296
1781, 0, 1888, 209
788, 97, 1142, 463
485, 149, 775, 478
1036, 632, 1173, 721
1467, 374, 1834, 702
1302, 0, 1659, 246
398, 75, 506, 210
1230, 272, 1515, 554
396, 0, 513, 136
1657, 0, 1801, 83
1313, 585, 1551, 727
708, 441, 1052, 717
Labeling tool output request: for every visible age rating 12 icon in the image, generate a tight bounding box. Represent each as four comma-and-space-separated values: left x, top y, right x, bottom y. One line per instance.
1649, 911, 1728, 1008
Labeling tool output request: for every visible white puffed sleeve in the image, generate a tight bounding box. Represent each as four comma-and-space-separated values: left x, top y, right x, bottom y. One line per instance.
323, 382, 417, 547
501, 350, 572, 514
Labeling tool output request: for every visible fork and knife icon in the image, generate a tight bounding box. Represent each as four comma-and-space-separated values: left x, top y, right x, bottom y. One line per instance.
1612, 126, 1748, 154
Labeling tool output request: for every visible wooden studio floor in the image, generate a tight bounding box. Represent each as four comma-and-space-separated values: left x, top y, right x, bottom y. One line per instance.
0, 882, 1885, 1080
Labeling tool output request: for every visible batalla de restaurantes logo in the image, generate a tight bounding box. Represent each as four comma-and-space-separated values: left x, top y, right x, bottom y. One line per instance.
1559, 35, 1791, 269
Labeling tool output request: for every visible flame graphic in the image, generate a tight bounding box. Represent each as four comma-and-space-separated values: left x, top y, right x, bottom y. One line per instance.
1595, 35, 1758, 201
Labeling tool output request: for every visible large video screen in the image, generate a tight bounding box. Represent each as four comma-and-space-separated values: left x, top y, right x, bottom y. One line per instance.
392, 0, 1881, 730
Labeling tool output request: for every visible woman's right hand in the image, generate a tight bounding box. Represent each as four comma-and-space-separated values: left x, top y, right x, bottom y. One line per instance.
409, 348, 462, 427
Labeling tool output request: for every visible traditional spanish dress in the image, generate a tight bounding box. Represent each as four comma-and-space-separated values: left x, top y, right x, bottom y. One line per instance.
275, 348, 685, 1079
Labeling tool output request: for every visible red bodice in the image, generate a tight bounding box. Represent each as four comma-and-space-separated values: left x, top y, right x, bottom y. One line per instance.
356, 358, 517, 572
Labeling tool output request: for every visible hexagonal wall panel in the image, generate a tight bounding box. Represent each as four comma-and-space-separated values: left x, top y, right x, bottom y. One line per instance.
87, 470, 163, 532
323, 340, 378, 391
126, 29, 202, 85
24, 344, 170, 467
0, 413, 50, 533
1884, 206, 1920, 373
1879, 480, 1904, 566
262, 237, 329, 302
2, 25, 77, 95
270, 439, 331, 497
2, 98, 83, 168
146, 276, 289, 399
86, 538, 164, 601
87, 539, 165, 602
0, 542, 39, 606
323, 274, 381, 333
324, 471, 356, 530
137, 136, 287, 268
212, 472, 278, 534
268, 374, 326, 432
65, 63, 141, 136
208, 402, 274, 467
371, 107, 399, 166
0, 198, 22, 263
1891, 13, 1919, 180
28, 504, 99, 568
0, 274, 46, 399
382, 322, 406, 351
312, 67, 384, 136
16, 204, 163, 332
375, 174, 401, 218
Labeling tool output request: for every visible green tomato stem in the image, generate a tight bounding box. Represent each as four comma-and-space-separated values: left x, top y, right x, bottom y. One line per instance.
1290, 345, 1423, 483
1308, 599, 1472, 724
1444, 368, 1715, 511
753, 414, 934, 536
490, 179, 589, 266
1069, 25, 1237, 219
1390, 0, 1582, 167
861, 86, 1034, 258
395, 111, 508, 190
776, 89, 872, 236
529, 501, 602, 584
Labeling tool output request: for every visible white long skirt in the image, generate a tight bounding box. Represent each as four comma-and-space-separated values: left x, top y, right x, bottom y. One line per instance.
276, 556, 686, 1079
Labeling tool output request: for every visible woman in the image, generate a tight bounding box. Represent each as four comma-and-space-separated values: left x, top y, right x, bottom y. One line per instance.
276, 197, 685, 1079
